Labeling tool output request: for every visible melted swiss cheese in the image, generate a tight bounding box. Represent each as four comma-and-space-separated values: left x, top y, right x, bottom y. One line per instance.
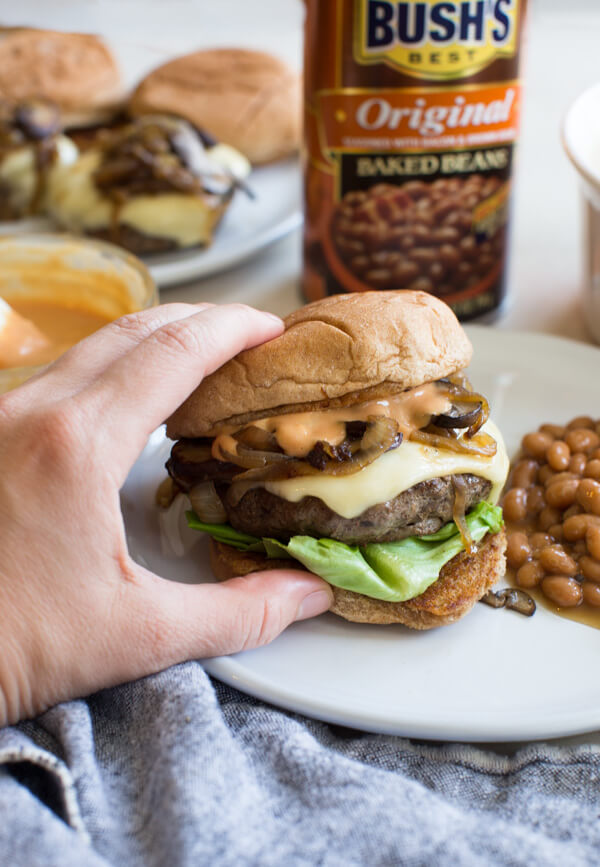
263, 420, 509, 519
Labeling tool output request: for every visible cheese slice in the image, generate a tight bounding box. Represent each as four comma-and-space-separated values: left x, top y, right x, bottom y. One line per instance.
264, 419, 509, 519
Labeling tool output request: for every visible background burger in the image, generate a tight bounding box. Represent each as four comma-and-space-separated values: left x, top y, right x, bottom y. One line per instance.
163, 290, 509, 629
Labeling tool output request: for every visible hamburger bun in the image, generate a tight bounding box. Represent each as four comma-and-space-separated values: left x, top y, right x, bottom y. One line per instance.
129, 48, 301, 164
209, 528, 507, 628
166, 290, 473, 439
0, 28, 123, 127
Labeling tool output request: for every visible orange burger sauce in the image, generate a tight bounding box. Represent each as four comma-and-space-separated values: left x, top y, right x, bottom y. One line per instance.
303, 0, 528, 320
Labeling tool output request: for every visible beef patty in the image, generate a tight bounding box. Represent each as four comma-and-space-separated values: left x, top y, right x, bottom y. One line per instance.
221, 474, 491, 545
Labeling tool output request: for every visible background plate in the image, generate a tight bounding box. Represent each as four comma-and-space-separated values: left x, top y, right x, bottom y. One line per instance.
121, 326, 600, 742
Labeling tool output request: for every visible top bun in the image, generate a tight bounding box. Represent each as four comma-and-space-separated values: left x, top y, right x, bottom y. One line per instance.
0, 28, 123, 127
166, 290, 473, 439
129, 48, 301, 165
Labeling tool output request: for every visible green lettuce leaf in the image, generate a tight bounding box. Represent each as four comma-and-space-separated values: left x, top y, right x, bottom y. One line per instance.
185, 513, 266, 552
186, 502, 503, 603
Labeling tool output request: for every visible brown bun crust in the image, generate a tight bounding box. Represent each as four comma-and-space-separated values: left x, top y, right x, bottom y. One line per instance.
166, 290, 472, 439
129, 48, 300, 165
0, 28, 123, 127
209, 528, 506, 629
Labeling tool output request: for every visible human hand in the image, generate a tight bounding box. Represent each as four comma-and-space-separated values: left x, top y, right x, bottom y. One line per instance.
0, 303, 333, 725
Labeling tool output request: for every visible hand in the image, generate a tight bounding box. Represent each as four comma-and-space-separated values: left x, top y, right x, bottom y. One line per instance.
0, 303, 333, 725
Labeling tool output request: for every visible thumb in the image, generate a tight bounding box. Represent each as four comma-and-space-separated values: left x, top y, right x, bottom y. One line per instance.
122, 568, 334, 674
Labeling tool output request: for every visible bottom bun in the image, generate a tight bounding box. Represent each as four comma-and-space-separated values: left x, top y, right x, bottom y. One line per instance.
209, 528, 507, 629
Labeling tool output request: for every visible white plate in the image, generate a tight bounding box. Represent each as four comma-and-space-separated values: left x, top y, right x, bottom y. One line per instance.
121, 326, 600, 742
0, 159, 301, 290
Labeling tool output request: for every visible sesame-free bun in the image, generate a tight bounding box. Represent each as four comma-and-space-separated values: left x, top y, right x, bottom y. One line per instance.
0, 28, 123, 127
209, 528, 506, 629
166, 290, 473, 439
129, 48, 301, 164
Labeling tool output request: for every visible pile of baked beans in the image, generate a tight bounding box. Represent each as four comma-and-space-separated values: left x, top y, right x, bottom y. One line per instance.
503, 415, 600, 611
332, 176, 504, 296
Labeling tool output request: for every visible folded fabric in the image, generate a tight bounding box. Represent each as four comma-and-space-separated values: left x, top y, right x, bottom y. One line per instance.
0, 663, 599, 866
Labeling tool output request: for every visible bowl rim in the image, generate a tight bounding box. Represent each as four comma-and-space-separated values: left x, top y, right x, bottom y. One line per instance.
562, 81, 600, 193
0, 231, 158, 304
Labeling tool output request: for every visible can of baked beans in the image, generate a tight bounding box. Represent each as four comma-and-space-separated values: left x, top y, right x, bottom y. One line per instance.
303, 0, 528, 320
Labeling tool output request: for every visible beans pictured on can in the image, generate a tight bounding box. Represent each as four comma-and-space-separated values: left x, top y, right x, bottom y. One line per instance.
503, 415, 600, 625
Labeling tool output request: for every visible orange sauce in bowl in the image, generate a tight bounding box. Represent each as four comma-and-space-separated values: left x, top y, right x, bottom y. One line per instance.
0, 298, 113, 369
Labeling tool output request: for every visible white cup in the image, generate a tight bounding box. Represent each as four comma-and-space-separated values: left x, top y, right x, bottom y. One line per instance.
563, 82, 600, 343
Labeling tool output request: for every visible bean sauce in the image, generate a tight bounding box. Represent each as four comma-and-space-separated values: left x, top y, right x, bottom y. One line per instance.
503, 415, 600, 628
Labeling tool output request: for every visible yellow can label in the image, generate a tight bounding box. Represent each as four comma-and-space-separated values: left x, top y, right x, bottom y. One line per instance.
354, 0, 520, 80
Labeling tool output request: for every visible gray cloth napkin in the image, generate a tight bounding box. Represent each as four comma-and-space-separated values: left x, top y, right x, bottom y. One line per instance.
0, 662, 598, 867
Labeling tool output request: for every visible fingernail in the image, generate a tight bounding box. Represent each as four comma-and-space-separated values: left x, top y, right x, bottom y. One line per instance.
295, 589, 333, 622
262, 311, 283, 324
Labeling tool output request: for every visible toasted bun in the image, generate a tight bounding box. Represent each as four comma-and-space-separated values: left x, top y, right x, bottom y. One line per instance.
166, 290, 472, 439
209, 528, 506, 629
0, 28, 123, 127
129, 48, 300, 164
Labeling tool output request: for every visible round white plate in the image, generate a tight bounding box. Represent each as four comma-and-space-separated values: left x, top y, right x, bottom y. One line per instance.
121, 326, 600, 742
0, 159, 301, 290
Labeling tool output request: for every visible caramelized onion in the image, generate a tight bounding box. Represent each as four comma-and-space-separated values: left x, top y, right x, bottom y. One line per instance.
218, 442, 291, 469
233, 425, 281, 452
452, 475, 476, 555
229, 416, 402, 489
435, 380, 489, 437
189, 481, 227, 523
410, 429, 497, 456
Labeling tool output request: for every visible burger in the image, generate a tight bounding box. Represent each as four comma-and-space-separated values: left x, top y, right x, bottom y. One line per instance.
0, 99, 78, 221
163, 290, 509, 629
47, 115, 250, 255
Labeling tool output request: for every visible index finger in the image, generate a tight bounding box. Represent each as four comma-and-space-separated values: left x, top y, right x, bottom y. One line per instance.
80, 303, 283, 481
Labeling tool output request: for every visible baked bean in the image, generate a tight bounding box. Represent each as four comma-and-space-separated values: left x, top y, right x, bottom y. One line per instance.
569, 453, 588, 475
567, 415, 595, 430
565, 428, 600, 453
585, 459, 600, 480
537, 505, 561, 531
438, 243, 461, 268
511, 459, 538, 489
409, 276, 435, 293
548, 524, 565, 543
591, 448, 600, 461
582, 582, 600, 606
563, 513, 600, 541
543, 471, 578, 489
538, 545, 577, 576
522, 431, 553, 459
537, 465, 556, 486
502, 487, 528, 522
506, 531, 532, 569
540, 423, 567, 439
546, 441, 570, 471
428, 262, 445, 281
529, 532, 553, 550
545, 478, 579, 510
364, 269, 392, 289
393, 261, 420, 284
577, 478, 600, 515
574, 539, 588, 556
526, 485, 546, 515
516, 560, 544, 589
563, 503, 583, 519
541, 576, 583, 608
579, 555, 600, 583
586, 524, 600, 561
